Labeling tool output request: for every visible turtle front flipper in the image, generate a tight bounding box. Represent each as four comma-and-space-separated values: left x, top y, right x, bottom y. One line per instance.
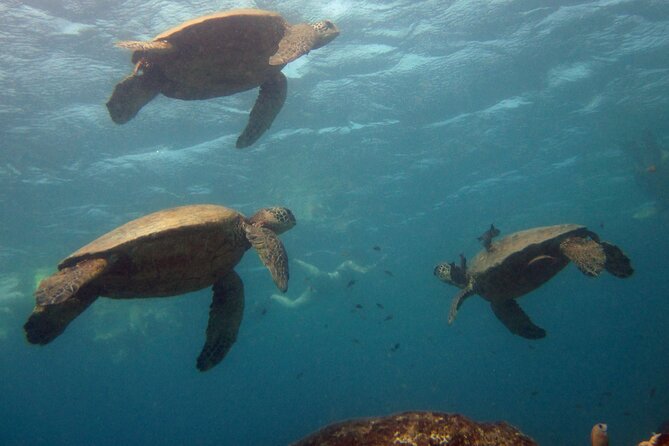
269, 24, 317, 65
491, 299, 546, 339
106, 72, 164, 124
24, 291, 98, 345
559, 236, 605, 277
600, 241, 634, 278
243, 223, 289, 292
35, 258, 108, 306
447, 286, 475, 324
196, 271, 245, 372
236, 71, 287, 148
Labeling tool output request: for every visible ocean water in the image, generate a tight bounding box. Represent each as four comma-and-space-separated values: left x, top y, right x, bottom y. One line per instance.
1, 0, 668, 445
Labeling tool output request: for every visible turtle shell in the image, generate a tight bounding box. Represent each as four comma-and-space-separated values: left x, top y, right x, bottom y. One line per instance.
291, 411, 538, 446
60, 205, 249, 297
469, 224, 591, 300
136, 9, 290, 99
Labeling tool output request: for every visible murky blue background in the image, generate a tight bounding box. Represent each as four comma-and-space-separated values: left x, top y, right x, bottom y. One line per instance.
1, 1, 668, 444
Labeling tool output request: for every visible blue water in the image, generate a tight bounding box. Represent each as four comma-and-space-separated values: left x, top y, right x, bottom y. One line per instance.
1, 1, 668, 445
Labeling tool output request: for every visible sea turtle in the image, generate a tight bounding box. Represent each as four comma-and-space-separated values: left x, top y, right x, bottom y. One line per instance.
23, 204, 296, 371
106, 8, 340, 148
291, 411, 538, 445
639, 433, 669, 446
434, 224, 633, 339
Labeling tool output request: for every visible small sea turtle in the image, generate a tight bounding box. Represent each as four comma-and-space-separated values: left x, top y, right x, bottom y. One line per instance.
291, 411, 538, 445
24, 204, 295, 371
434, 224, 633, 339
106, 9, 339, 148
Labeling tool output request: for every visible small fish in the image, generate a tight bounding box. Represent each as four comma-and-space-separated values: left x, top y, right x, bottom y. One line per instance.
647, 164, 657, 173
346, 279, 356, 288
355, 304, 363, 309
591, 423, 608, 446
376, 303, 384, 309
372, 245, 381, 251
478, 224, 500, 252
390, 343, 400, 352
351, 338, 360, 344
383, 270, 394, 277
296, 372, 304, 379
260, 308, 267, 316
650, 387, 656, 398
384, 315, 393, 321
531, 390, 539, 396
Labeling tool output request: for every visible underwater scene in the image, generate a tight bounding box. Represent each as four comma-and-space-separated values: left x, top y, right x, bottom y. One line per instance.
1, 0, 668, 445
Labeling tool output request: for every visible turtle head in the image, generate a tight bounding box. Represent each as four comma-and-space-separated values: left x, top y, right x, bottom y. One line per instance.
249, 207, 296, 235
310, 20, 340, 49
434, 262, 468, 288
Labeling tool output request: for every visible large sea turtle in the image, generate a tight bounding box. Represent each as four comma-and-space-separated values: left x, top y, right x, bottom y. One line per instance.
24, 204, 295, 371
106, 9, 339, 148
291, 411, 538, 445
434, 224, 633, 339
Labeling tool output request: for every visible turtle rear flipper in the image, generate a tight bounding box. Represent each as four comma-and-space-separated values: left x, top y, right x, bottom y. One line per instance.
447, 286, 474, 325
26, 258, 105, 343
601, 241, 634, 278
244, 223, 289, 292
269, 24, 316, 66
24, 291, 98, 345
236, 71, 287, 148
491, 299, 546, 339
115, 40, 174, 53
197, 271, 245, 372
35, 258, 108, 306
106, 72, 164, 124
559, 236, 605, 277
